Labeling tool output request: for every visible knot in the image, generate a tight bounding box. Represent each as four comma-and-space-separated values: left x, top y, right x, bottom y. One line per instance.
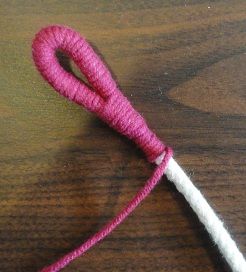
32, 25, 167, 162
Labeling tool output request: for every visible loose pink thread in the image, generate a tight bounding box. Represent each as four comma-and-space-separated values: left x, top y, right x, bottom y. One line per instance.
32, 25, 173, 272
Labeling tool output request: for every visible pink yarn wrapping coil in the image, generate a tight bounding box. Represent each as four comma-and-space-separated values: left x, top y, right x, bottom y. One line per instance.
32, 25, 173, 272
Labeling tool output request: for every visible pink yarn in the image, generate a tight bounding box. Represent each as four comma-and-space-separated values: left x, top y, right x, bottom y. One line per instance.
40, 148, 172, 272
32, 25, 172, 272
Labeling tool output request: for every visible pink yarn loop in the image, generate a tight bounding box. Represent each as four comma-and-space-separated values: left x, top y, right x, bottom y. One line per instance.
32, 25, 173, 272
32, 25, 165, 162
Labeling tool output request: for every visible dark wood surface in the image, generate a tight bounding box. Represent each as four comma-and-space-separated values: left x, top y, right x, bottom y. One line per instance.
0, 1, 245, 271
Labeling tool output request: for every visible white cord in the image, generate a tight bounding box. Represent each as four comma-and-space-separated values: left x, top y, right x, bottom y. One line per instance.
163, 157, 246, 272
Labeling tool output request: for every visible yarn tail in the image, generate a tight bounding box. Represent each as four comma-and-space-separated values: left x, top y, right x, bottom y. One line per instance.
40, 148, 173, 272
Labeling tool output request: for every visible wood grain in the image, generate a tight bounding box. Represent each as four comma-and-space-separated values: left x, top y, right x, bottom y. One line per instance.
0, 1, 245, 271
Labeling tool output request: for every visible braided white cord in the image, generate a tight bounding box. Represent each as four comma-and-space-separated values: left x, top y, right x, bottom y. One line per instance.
164, 157, 246, 272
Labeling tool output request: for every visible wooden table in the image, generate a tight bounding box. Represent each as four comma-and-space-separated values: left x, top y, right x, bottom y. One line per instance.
1, 1, 245, 271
